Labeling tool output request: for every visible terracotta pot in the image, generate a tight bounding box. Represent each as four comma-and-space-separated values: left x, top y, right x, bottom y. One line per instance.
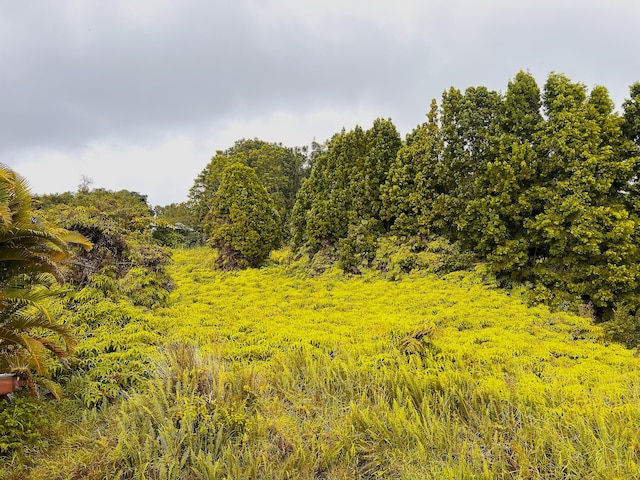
0, 374, 20, 395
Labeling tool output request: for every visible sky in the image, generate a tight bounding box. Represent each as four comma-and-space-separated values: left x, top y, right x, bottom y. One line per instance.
2, 0, 640, 207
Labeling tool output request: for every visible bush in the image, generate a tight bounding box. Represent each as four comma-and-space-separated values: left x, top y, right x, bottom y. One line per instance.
603, 305, 640, 349
374, 235, 474, 279
0, 396, 44, 454
206, 164, 282, 270
337, 220, 380, 273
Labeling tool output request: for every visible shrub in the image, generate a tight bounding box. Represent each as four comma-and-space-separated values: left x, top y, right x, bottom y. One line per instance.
0, 396, 44, 454
206, 164, 282, 270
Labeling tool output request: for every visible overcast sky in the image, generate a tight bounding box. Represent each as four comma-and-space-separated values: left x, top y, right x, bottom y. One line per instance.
2, 0, 639, 206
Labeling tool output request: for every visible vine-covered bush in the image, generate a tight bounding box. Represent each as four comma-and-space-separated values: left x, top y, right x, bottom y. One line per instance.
35, 189, 174, 308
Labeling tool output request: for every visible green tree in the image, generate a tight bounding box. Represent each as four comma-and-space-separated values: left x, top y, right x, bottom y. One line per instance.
623, 82, 640, 146
622, 82, 640, 217
291, 127, 364, 251
207, 163, 282, 270
189, 139, 308, 235
525, 74, 640, 316
460, 71, 542, 278
381, 99, 443, 237
291, 118, 401, 263
439, 85, 503, 240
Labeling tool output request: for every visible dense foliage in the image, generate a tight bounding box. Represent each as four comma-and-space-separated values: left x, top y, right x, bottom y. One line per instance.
206, 163, 282, 270
152, 202, 205, 248
0, 165, 91, 392
291, 118, 401, 270
4, 249, 639, 478
33, 188, 173, 407
3, 70, 640, 477
35, 188, 172, 306
189, 138, 309, 234
294, 72, 640, 333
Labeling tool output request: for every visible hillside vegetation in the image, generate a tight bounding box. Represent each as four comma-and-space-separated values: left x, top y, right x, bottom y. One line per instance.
3, 70, 640, 478
5, 248, 638, 479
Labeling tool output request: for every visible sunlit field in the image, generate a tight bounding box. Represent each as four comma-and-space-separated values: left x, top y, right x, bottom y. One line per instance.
4, 247, 639, 479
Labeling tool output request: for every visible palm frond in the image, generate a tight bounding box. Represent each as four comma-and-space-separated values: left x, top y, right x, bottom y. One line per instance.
20, 335, 47, 375
0, 166, 33, 226
0, 311, 75, 348
0, 164, 80, 385
0, 205, 11, 227
1, 287, 59, 317
52, 228, 94, 251
34, 336, 73, 358
0, 325, 29, 348
0, 227, 69, 248
35, 377, 63, 401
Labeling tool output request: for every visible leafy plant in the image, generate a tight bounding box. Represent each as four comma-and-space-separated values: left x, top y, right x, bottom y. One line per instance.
113, 342, 254, 479
0, 165, 91, 390
206, 163, 282, 270
0, 396, 44, 454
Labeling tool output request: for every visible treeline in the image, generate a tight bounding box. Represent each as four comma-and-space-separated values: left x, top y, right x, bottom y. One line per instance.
294, 72, 640, 322
166, 71, 640, 342
20, 71, 639, 344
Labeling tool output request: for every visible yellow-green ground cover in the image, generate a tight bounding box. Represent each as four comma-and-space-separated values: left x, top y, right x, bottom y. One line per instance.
4, 247, 640, 478
140, 248, 640, 478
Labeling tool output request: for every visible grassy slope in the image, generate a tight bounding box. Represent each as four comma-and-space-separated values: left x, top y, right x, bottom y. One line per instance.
141, 248, 640, 478
3, 247, 639, 479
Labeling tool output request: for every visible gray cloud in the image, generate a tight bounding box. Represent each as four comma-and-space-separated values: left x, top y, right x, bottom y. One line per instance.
1, 0, 639, 204
1, 1, 431, 151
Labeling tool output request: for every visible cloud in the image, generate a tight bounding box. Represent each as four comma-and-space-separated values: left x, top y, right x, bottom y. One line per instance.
0, 1, 431, 151
2, 0, 640, 205
9, 105, 382, 206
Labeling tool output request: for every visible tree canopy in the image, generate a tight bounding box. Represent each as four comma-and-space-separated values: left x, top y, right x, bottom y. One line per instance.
189, 139, 308, 236
291, 118, 401, 268
206, 163, 282, 270
290, 72, 640, 329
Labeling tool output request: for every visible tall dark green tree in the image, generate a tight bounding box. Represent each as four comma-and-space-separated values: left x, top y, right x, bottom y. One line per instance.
622, 82, 640, 217
623, 82, 640, 146
438, 85, 502, 240
525, 74, 640, 315
381, 99, 444, 236
291, 119, 401, 260
207, 163, 282, 270
460, 71, 542, 278
291, 126, 365, 251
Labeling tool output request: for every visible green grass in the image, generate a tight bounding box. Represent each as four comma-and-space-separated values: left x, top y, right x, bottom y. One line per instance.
138, 248, 640, 478
3, 247, 640, 478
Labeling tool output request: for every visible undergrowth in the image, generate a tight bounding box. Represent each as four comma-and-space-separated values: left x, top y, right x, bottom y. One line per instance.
2, 247, 639, 478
